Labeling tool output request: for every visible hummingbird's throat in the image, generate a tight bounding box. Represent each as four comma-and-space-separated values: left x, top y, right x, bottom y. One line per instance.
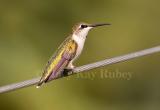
74, 27, 91, 39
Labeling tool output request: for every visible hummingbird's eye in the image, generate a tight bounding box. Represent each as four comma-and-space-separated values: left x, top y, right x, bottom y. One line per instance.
80, 24, 88, 29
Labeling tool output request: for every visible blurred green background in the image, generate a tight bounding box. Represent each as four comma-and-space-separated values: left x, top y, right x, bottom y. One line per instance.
0, 0, 160, 110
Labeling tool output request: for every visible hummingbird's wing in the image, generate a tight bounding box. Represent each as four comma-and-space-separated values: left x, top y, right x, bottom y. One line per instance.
37, 38, 77, 87
47, 36, 71, 63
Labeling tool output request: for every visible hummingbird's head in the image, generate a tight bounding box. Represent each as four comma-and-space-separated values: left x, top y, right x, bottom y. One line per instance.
72, 22, 111, 39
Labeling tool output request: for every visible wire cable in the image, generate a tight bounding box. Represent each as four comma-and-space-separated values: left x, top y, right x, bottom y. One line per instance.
0, 46, 160, 93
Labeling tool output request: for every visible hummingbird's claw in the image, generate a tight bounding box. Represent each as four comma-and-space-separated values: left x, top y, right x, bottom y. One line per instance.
62, 68, 74, 76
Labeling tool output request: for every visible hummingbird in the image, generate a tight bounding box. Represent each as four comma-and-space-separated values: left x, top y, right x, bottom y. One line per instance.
37, 22, 110, 88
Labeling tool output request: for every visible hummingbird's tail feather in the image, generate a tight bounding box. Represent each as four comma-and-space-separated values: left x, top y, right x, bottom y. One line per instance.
36, 82, 42, 88
36, 85, 41, 89
36, 78, 45, 88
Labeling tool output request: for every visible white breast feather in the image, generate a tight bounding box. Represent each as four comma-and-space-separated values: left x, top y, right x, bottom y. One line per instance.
72, 34, 86, 62
71, 27, 91, 62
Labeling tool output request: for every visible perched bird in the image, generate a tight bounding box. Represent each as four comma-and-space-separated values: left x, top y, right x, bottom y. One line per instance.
37, 22, 110, 88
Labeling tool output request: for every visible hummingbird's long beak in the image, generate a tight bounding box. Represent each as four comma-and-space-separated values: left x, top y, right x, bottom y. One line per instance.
89, 23, 111, 28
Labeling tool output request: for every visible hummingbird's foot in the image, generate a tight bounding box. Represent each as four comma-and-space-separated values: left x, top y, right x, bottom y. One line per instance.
62, 68, 73, 76
62, 62, 75, 76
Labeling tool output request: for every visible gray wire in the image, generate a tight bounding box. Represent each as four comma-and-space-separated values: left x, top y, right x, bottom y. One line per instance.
0, 46, 160, 93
